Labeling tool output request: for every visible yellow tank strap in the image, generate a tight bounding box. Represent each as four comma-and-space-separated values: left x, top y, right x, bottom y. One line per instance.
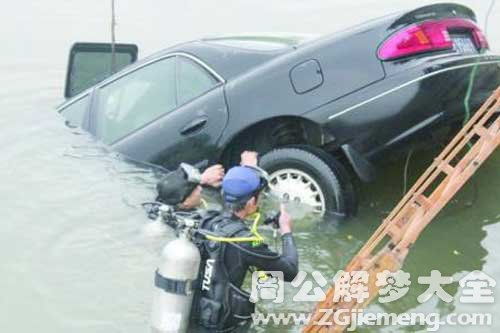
204, 212, 264, 244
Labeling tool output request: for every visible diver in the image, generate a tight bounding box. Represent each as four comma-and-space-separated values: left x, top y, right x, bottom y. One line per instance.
156, 162, 224, 210
148, 152, 259, 228
141, 161, 223, 233
189, 158, 299, 332
150, 152, 298, 332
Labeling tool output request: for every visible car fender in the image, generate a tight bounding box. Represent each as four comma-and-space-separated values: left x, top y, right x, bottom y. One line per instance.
341, 144, 376, 182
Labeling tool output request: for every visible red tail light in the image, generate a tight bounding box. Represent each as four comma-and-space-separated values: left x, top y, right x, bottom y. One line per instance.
378, 18, 489, 60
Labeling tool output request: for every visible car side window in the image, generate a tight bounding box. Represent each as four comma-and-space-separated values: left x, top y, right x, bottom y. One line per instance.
96, 56, 177, 144
60, 94, 89, 128
177, 57, 219, 106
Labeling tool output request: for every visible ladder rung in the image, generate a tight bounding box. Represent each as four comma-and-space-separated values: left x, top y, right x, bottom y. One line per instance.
475, 125, 492, 139
413, 194, 432, 209
438, 162, 455, 175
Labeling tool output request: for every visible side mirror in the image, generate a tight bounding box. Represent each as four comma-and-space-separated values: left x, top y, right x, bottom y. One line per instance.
64, 42, 139, 98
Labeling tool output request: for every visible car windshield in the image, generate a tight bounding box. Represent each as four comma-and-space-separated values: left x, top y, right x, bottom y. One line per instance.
204, 35, 316, 51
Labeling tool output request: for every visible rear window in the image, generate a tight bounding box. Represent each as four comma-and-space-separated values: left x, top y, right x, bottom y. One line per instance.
205, 35, 315, 51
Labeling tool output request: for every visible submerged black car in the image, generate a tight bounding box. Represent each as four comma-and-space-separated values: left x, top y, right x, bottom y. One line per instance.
58, 3, 500, 218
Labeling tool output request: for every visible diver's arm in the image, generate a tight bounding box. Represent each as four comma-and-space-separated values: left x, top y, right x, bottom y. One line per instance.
240, 151, 258, 167
240, 204, 298, 280
200, 164, 224, 187
240, 235, 299, 282
280, 232, 299, 280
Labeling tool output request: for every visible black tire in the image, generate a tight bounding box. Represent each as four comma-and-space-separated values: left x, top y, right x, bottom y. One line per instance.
259, 146, 357, 220
291, 144, 358, 216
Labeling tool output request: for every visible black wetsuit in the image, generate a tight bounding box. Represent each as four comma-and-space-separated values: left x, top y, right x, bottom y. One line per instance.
190, 211, 299, 332
218, 215, 299, 285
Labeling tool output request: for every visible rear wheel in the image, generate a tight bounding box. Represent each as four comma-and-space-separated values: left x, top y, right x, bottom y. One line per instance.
259, 146, 357, 219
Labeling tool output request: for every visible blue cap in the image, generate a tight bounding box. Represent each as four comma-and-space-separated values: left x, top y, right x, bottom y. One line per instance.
222, 166, 261, 203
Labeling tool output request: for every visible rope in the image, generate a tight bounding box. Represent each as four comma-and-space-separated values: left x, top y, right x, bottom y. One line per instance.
485, 0, 496, 38
463, 0, 495, 135
404, 1, 496, 188
402, 148, 414, 195
110, 0, 117, 73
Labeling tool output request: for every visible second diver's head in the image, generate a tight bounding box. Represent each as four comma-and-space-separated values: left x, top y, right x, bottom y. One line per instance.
156, 163, 202, 210
221, 166, 268, 218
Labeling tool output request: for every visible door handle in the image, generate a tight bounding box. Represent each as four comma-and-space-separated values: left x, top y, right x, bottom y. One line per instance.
180, 116, 208, 135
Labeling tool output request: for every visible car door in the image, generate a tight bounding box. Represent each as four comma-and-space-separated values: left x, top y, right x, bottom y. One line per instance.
91, 54, 228, 169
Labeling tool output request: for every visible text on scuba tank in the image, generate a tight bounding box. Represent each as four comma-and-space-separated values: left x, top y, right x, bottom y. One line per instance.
202, 259, 216, 291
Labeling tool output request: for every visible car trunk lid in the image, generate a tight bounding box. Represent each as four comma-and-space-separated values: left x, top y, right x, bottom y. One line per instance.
390, 3, 476, 29
64, 42, 139, 99
379, 4, 487, 61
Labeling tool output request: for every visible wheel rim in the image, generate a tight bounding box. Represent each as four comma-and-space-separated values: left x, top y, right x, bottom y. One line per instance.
268, 168, 326, 214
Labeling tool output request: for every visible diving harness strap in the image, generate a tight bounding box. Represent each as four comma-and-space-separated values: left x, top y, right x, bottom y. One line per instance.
154, 270, 194, 296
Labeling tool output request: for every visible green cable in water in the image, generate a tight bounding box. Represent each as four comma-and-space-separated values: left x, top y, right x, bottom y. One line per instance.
462, 0, 495, 137
401, 0, 495, 192
463, 60, 479, 127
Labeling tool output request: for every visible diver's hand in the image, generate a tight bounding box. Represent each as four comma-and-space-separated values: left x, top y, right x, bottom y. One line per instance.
278, 204, 293, 235
240, 151, 258, 167
201, 164, 225, 187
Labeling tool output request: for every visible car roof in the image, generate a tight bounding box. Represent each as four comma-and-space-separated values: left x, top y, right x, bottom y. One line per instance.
154, 34, 318, 80
201, 34, 315, 50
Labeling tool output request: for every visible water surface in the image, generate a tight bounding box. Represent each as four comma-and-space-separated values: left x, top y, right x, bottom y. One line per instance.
0, 1, 499, 332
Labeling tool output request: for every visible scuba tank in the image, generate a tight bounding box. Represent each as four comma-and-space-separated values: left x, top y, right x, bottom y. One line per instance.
149, 204, 273, 332
151, 216, 201, 333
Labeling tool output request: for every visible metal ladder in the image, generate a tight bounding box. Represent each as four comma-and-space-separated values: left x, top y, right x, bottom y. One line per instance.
304, 86, 500, 333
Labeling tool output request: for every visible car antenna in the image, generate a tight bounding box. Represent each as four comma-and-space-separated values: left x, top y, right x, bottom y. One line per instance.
110, 0, 117, 74
485, 0, 496, 38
